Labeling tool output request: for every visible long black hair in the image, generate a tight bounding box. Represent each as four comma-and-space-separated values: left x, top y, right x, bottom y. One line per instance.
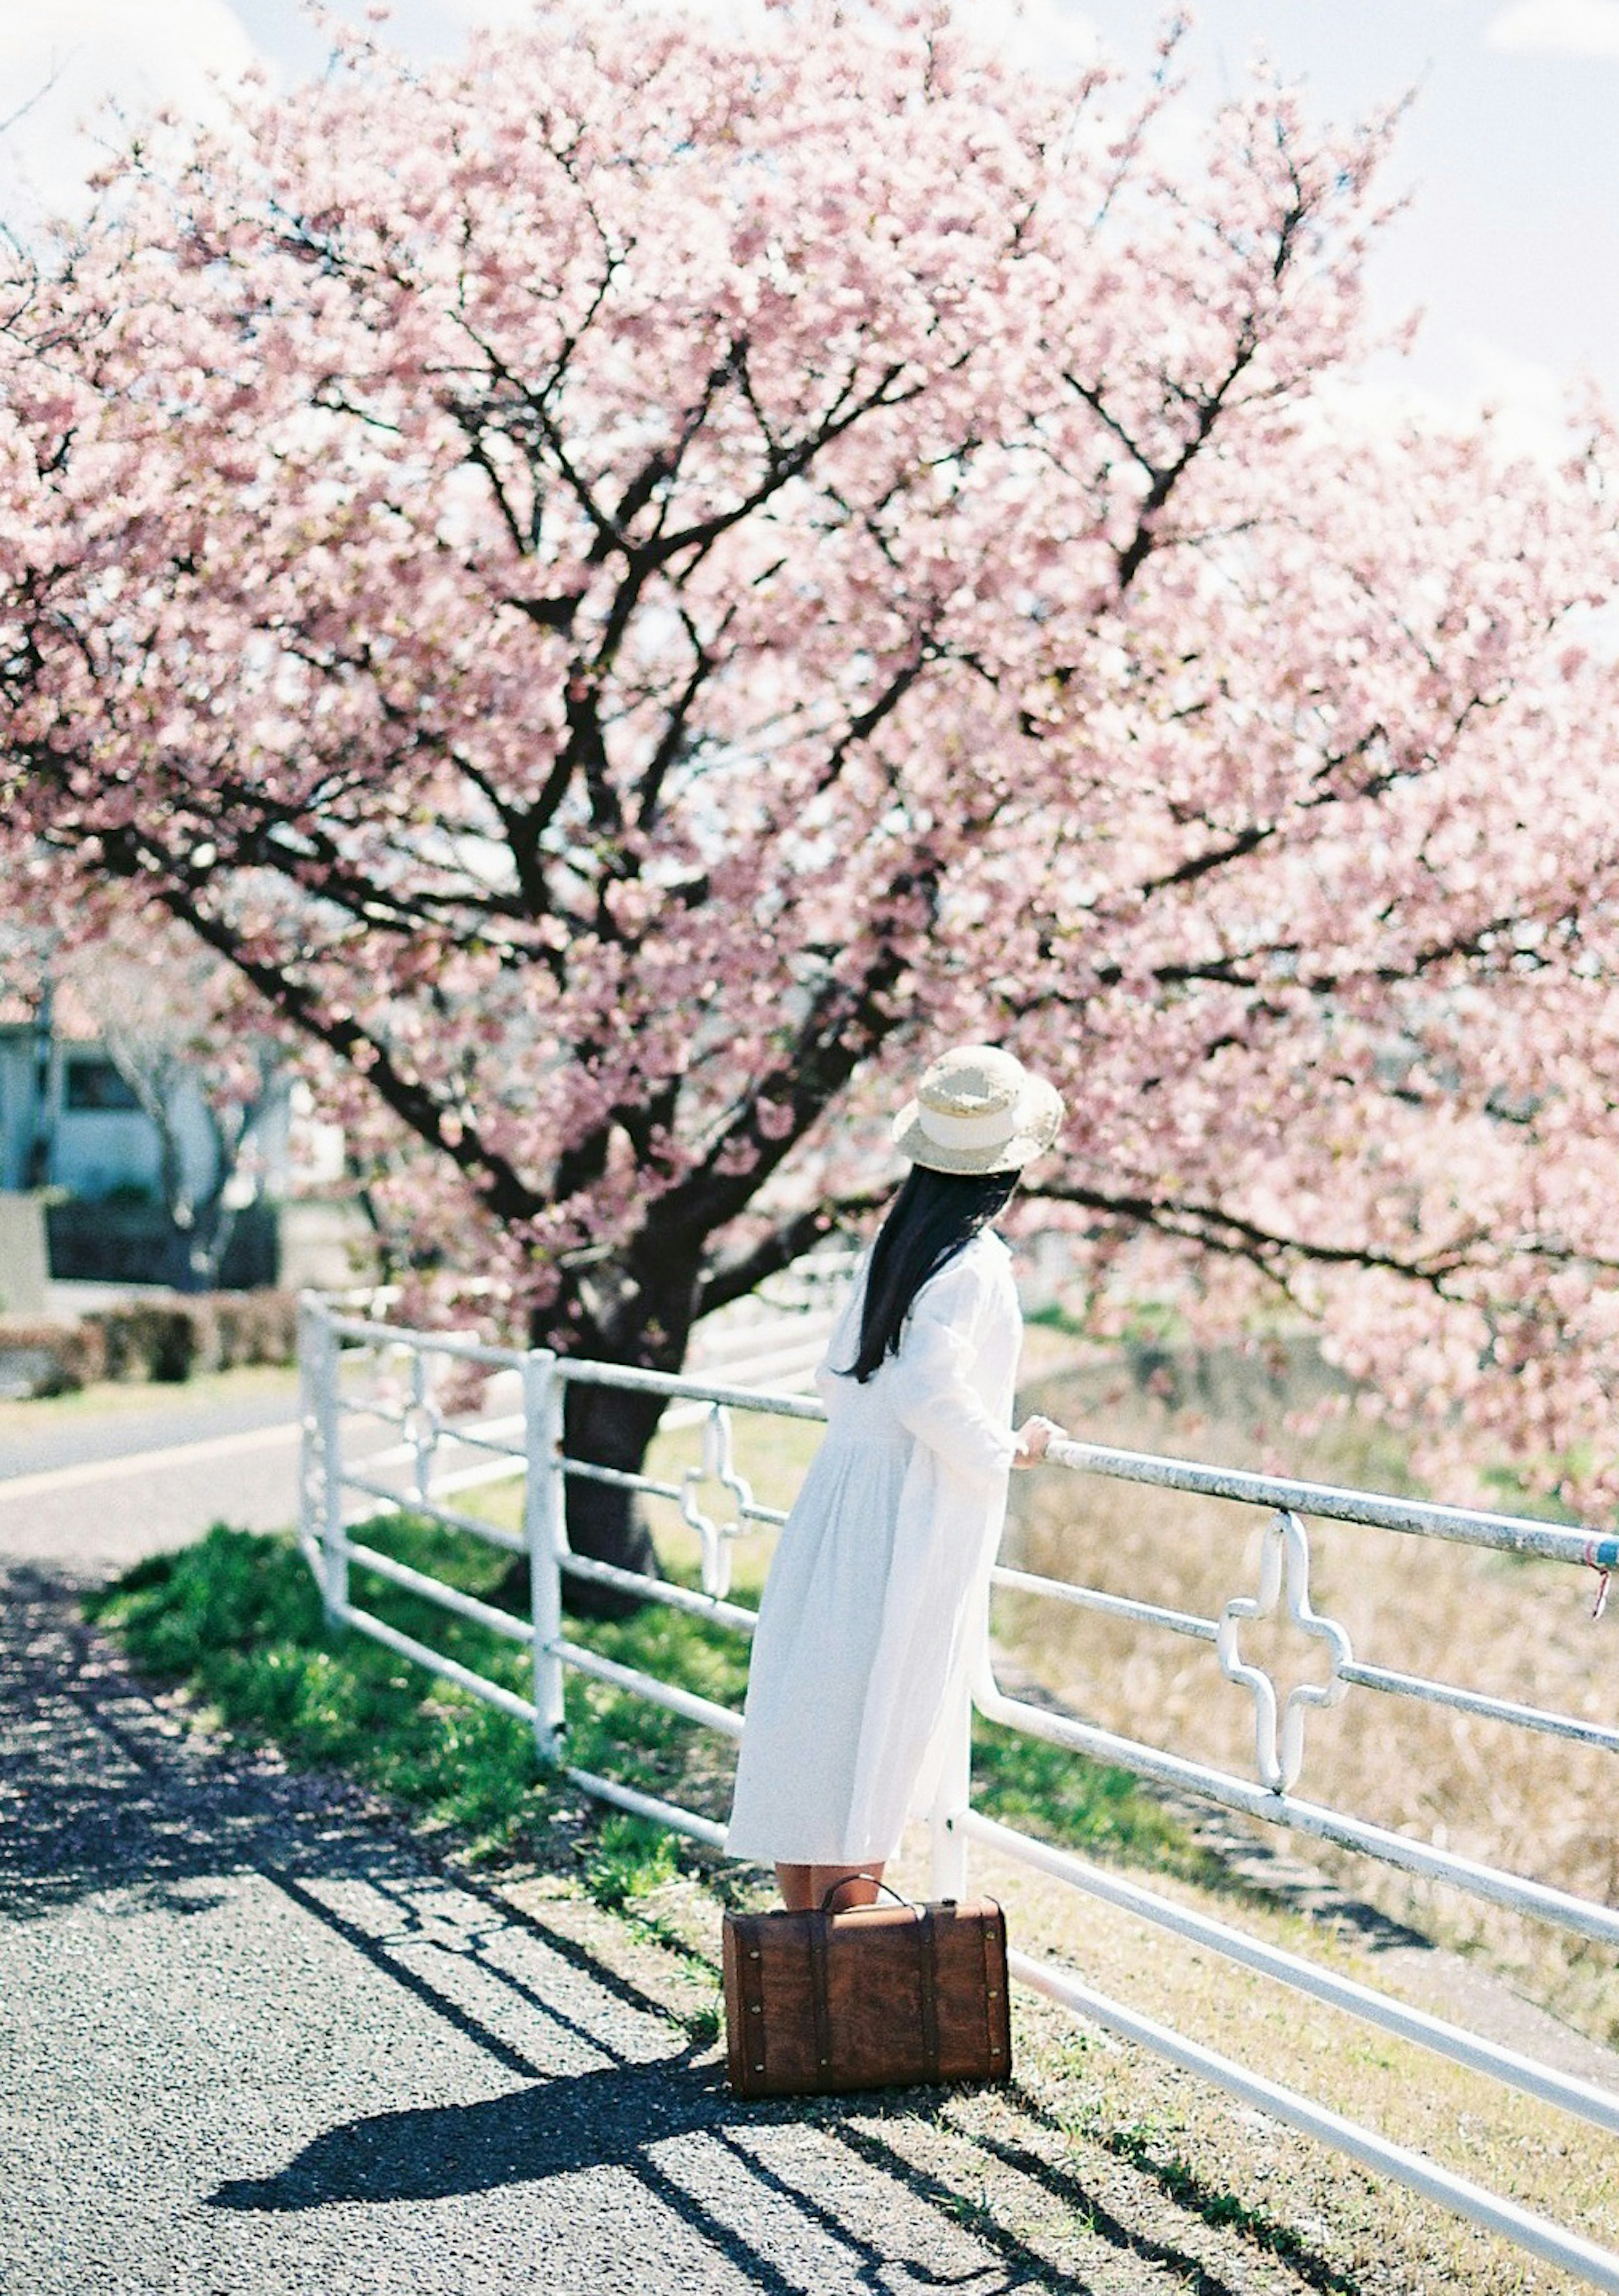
843, 1165, 1018, 1383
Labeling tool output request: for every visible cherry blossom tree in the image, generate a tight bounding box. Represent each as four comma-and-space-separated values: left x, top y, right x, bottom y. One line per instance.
4, 2, 1619, 1578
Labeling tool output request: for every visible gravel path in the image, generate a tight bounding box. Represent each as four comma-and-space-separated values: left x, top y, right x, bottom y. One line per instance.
1, 1564, 1382, 2296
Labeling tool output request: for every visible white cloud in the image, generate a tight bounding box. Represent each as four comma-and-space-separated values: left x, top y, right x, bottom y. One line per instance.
430, 0, 546, 23
955, 0, 1102, 83
1335, 333, 1579, 469
1485, 0, 1619, 58
0, 0, 260, 223
1458, 332, 1579, 459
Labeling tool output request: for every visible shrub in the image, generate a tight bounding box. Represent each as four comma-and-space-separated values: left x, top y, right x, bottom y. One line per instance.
85, 1288, 299, 1383
0, 1317, 108, 1397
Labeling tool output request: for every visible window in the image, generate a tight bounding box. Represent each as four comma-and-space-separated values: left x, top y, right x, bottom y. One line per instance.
64, 1058, 141, 1113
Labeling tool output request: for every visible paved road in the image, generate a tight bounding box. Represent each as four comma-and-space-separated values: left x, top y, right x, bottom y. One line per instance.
0, 1368, 524, 1573
0, 1376, 301, 1483
0, 1404, 302, 1570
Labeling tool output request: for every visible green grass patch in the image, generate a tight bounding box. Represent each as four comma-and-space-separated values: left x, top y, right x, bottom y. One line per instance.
85, 1514, 753, 1890
969, 1715, 1223, 1888
86, 1522, 552, 1858
87, 1517, 1216, 1900
582, 1812, 684, 1908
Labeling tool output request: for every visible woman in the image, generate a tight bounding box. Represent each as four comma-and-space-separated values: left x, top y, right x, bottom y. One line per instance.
725, 1043, 1065, 1912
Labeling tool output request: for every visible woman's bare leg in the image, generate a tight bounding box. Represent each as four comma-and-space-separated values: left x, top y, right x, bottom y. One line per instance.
775, 1862, 812, 1911
808, 1862, 883, 1910
775, 1861, 886, 1911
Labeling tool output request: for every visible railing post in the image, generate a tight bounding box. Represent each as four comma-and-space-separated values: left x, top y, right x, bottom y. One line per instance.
524, 1348, 567, 1762
928, 1676, 973, 1900
296, 1291, 322, 1576
313, 1298, 348, 1628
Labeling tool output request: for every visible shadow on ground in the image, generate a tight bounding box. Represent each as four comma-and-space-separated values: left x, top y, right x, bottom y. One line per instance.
0, 1562, 1360, 2296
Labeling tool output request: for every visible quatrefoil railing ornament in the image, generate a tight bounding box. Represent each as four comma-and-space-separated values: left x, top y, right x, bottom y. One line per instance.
1216, 1508, 1353, 1793
679, 1404, 756, 1600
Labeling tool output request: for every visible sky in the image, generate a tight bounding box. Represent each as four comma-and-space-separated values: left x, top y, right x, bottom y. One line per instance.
0, 0, 1614, 442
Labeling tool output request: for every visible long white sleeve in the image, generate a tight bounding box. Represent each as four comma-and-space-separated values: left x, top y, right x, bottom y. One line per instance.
886, 1257, 1019, 1487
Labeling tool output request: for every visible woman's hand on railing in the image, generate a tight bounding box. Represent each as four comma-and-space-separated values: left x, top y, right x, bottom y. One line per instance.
1012, 1415, 1063, 1468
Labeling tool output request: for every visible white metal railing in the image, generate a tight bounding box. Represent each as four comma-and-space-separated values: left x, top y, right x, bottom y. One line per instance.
296, 1295, 1619, 2290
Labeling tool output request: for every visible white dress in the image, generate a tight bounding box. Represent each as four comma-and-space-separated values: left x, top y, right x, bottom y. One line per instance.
725, 1228, 1022, 1867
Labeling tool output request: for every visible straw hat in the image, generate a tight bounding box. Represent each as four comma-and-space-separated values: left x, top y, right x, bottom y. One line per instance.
891, 1044, 1064, 1176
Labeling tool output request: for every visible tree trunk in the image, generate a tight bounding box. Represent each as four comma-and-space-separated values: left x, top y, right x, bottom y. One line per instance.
492, 1261, 698, 1617
555, 1375, 667, 1618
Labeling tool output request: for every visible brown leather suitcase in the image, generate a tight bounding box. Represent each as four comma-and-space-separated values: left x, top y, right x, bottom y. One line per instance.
722, 1890, 1012, 2098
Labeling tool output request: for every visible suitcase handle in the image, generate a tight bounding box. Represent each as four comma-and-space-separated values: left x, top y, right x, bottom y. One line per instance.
818, 1875, 914, 1914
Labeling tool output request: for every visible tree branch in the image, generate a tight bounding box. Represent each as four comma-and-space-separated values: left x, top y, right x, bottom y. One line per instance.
696, 1190, 888, 1320
1028, 1177, 1482, 1293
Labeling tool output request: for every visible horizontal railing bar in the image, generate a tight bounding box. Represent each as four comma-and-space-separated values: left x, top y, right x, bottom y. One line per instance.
1047, 1437, 1614, 1570
336, 1602, 538, 1725
563, 1461, 685, 1503
347, 1441, 518, 1488
1339, 1662, 1619, 1753
556, 1358, 827, 1420
552, 1638, 745, 1738
975, 1681, 1619, 1948
342, 1539, 534, 1645
560, 1552, 759, 1636
357, 1426, 526, 1478
325, 1315, 528, 1370
734, 1501, 788, 1529
989, 1570, 1619, 1746
422, 1454, 527, 1499
992, 1563, 1218, 1643
565, 1765, 729, 1849
963, 1812, 1619, 2136
660, 1401, 722, 1432
562, 1457, 788, 1530
341, 1492, 527, 1557
416, 1421, 526, 1463
1006, 1948, 1619, 2294
339, 1471, 527, 1551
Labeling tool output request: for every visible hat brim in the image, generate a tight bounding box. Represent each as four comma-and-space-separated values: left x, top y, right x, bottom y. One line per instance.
890, 1077, 1064, 1175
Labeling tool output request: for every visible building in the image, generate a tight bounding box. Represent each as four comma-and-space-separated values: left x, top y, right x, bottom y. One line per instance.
0, 986, 342, 1293
0, 988, 263, 1206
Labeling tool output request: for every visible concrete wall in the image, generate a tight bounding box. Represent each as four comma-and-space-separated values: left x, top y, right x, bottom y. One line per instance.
0, 1193, 50, 1317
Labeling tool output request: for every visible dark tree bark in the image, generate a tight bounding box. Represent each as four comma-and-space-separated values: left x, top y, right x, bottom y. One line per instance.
554, 1378, 668, 1618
